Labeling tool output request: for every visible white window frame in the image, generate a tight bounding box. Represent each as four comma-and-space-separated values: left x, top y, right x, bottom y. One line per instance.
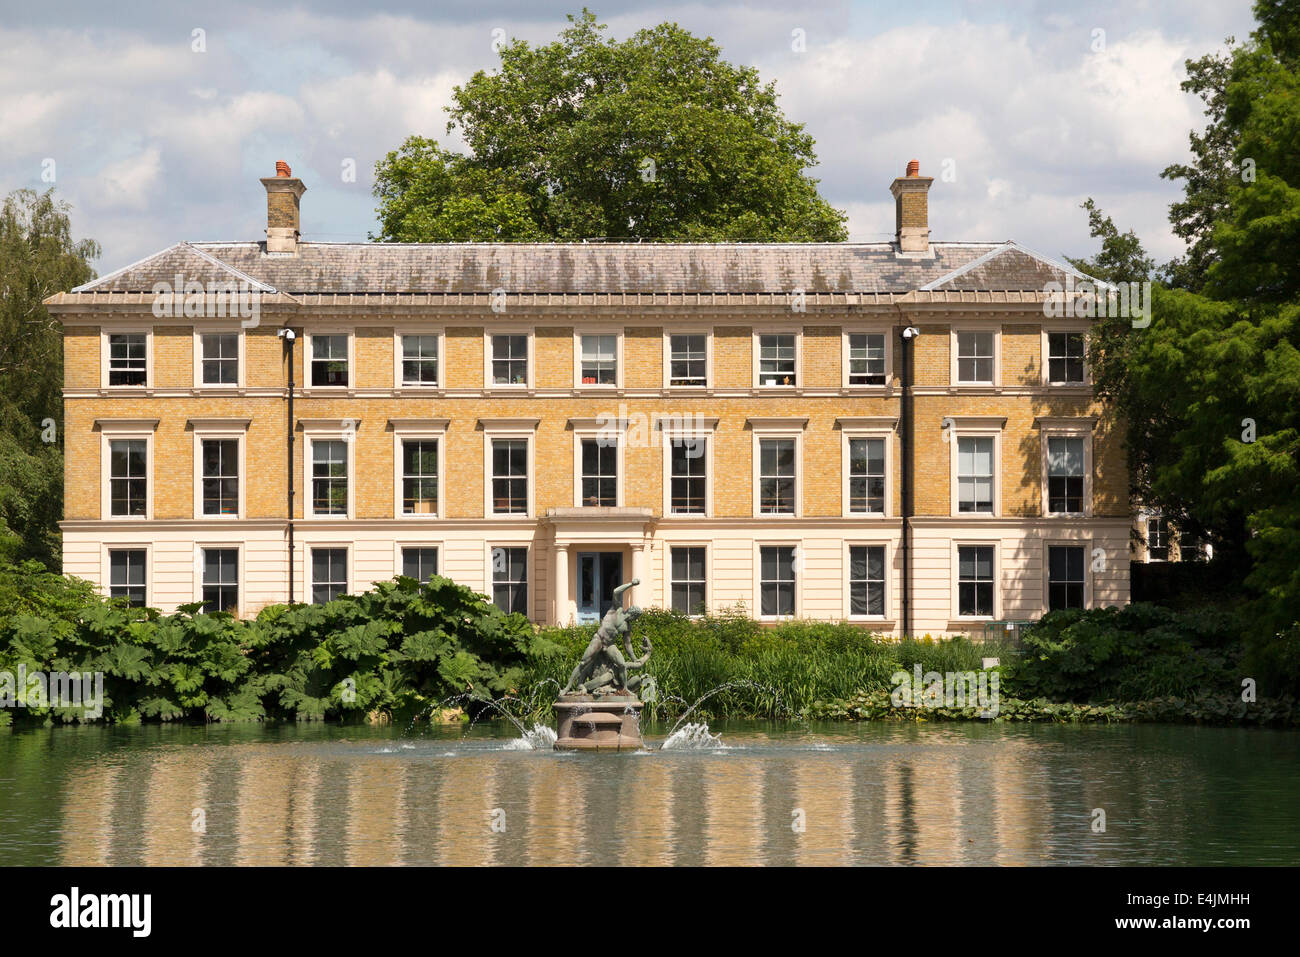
307, 544, 352, 605
481, 419, 538, 518
840, 421, 894, 517
667, 543, 712, 617
391, 418, 448, 519
950, 326, 1001, 386
303, 330, 354, 392
101, 328, 153, 389
842, 326, 893, 388
660, 418, 716, 517
952, 540, 1000, 621
843, 540, 892, 622
947, 417, 1005, 518
750, 418, 806, 518
101, 542, 151, 607
754, 540, 802, 621
302, 421, 357, 519
99, 419, 157, 520
485, 542, 531, 617
1040, 422, 1094, 517
484, 329, 534, 389
191, 418, 249, 520
192, 325, 245, 389
753, 329, 802, 389
573, 329, 623, 389
1041, 325, 1091, 386
194, 543, 243, 615
1043, 538, 1093, 613
393, 328, 445, 390
662, 328, 713, 389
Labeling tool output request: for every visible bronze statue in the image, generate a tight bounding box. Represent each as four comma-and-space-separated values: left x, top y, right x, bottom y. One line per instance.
560, 578, 651, 696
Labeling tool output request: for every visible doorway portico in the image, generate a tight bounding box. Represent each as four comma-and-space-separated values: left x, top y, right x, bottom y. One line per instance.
545, 507, 654, 626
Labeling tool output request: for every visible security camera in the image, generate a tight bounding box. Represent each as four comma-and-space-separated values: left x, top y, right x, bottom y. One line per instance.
902, 326, 921, 338
277, 328, 296, 340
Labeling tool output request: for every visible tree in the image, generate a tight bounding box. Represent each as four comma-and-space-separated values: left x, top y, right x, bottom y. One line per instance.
0, 189, 99, 567
373, 10, 847, 242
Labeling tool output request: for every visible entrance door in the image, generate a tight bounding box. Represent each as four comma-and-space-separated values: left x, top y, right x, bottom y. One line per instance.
577, 551, 623, 624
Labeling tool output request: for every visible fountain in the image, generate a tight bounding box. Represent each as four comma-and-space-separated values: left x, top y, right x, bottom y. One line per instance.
553, 578, 653, 751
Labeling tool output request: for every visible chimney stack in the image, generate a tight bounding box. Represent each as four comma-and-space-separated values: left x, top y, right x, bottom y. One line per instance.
260, 160, 306, 254
890, 159, 933, 254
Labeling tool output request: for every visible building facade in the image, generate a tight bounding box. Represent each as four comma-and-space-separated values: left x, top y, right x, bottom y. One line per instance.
46, 162, 1131, 635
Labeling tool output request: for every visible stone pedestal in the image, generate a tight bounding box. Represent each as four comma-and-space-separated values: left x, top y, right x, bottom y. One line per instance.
554, 695, 644, 751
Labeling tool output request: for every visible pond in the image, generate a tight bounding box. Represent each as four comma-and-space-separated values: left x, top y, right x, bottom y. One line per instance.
1, 720, 1297, 866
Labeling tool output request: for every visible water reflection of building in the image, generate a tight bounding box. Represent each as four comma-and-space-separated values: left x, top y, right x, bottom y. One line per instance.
56, 731, 1105, 866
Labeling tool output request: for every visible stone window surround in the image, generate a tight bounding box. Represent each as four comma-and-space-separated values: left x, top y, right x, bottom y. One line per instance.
190, 417, 250, 520
657, 415, 718, 518
662, 327, 714, 389
483, 328, 535, 389
1040, 323, 1092, 387
191, 324, 245, 389
300, 419, 358, 520
392, 327, 446, 391
193, 543, 242, 614
951, 538, 1000, 622
1037, 416, 1097, 518
1041, 535, 1095, 614
100, 328, 153, 389
572, 327, 624, 389
753, 539, 803, 621
841, 325, 894, 389
98, 418, 158, 520
390, 418, 448, 519
838, 416, 896, 518
302, 329, 354, 392
480, 418, 539, 519
842, 539, 894, 623
666, 541, 712, 618
946, 415, 1005, 518
749, 416, 807, 519
949, 325, 1002, 387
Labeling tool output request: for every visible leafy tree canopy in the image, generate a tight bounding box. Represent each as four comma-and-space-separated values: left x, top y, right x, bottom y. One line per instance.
373, 10, 847, 242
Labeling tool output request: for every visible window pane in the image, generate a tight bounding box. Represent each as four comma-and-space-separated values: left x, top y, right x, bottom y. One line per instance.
579, 335, 617, 385
957, 437, 994, 513
670, 438, 707, 514
848, 437, 886, 513
1048, 332, 1085, 383
492, 335, 528, 384
312, 440, 348, 515
201, 438, 239, 515
580, 438, 617, 506
669, 334, 707, 386
849, 545, 885, 617
311, 548, 347, 604
758, 334, 797, 385
401, 335, 439, 386
401, 547, 439, 584
108, 550, 147, 606
670, 547, 707, 615
491, 547, 528, 614
848, 333, 886, 385
311, 335, 348, 386
109, 439, 147, 516
491, 439, 528, 513
201, 334, 238, 384
1048, 545, 1085, 610
760, 546, 795, 617
201, 548, 238, 614
957, 332, 994, 383
957, 546, 995, 616
402, 439, 439, 514
108, 334, 147, 386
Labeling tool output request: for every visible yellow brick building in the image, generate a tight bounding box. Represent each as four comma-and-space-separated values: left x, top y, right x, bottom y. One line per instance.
46, 162, 1131, 634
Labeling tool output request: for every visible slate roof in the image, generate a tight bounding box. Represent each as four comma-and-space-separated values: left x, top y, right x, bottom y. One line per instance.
62, 238, 1102, 299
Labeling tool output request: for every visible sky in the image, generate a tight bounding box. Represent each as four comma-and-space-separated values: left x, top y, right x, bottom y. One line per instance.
0, 0, 1260, 275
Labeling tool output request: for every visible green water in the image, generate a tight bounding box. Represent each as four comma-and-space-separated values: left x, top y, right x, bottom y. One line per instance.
1, 720, 1296, 865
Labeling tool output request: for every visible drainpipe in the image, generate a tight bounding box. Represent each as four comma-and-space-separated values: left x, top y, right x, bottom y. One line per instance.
279, 327, 297, 604
899, 324, 921, 639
